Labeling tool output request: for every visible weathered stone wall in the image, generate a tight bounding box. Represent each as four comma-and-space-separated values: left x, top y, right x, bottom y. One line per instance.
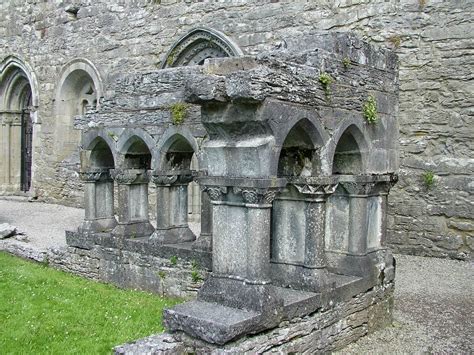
1, 0, 472, 259
1, 234, 210, 300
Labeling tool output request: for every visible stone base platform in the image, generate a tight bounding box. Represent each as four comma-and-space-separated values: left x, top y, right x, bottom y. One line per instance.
115, 282, 394, 354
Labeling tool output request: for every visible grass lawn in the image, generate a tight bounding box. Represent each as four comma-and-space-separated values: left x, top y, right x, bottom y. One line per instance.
0, 252, 181, 354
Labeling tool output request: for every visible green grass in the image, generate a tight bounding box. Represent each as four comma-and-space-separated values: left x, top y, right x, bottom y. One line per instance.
0, 252, 181, 354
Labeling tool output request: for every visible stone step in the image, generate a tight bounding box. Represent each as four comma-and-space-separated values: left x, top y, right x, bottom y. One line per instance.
164, 300, 260, 345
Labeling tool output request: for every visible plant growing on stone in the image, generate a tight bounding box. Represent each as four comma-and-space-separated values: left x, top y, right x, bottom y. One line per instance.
422, 170, 435, 189
191, 270, 202, 283
388, 35, 401, 48
170, 255, 178, 266
190, 260, 202, 283
342, 57, 351, 69
363, 95, 378, 124
319, 72, 333, 97
157, 270, 166, 296
170, 102, 188, 125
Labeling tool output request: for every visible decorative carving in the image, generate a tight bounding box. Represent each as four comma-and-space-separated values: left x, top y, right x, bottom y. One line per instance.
233, 187, 280, 205
202, 186, 228, 201
111, 169, 150, 184
340, 181, 376, 195
292, 183, 339, 196
79, 171, 110, 182
152, 175, 178, 186
162, 28, 242, 68
152, 172, 194, 186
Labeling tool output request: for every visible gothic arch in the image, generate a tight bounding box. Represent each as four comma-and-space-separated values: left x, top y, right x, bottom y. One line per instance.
161, 27, 243, 68
275, 118, 326, 177
55, 58, 103, 161
0, 56, 39, 193
0, 55, 39, 110
329, 122, 369, 174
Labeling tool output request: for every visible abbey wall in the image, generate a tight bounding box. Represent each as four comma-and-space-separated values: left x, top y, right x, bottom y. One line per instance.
0, 0, 472, 260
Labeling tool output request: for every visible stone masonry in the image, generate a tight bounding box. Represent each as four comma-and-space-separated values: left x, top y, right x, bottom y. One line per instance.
0, 0, 472, 260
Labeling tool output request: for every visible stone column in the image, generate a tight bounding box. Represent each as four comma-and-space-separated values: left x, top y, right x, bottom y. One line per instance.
150, 171, 195, 243
197, 179, 286, 315
78, 170, 117, 234
341, 181, 373, 255
110, 168, 154, 238
193, 190, 213, 251
271, 181, 337, 291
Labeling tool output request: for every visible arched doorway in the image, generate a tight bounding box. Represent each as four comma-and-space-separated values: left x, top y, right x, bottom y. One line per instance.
0, 62, 35, 193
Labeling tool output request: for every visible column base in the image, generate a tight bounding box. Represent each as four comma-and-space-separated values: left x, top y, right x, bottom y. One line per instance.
78, 217, 117, 234
193, 232, 212, 251
150, 226, 196, 244
270, 262, 335, 293
111, 221, 155, 238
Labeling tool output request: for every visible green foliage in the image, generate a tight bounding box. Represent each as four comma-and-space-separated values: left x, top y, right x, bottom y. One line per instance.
0, 252, 180, 354
191, 270, 202, 283
170, 102, 188, 125
363, 95, 378, 124
170, 255, 178, 266
190, 260, 202, 283
422, 170, 435, 188
107, 131, 118, 142
342, 57, 351, 69
157, 270, 166, 279
318, 72, 333, 97
388, 35, 401, 48
166, 48, 177, 66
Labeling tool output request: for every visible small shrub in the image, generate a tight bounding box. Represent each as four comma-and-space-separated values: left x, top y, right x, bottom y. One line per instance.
191, 270, 202, 283
363, 95, 378, 124
107, 131, 118, 142
342, 57, 351, 69
157, 270, 166, 279
170, 256, 178, 266
191, 259, 199, 270
170, 103, 188, 125
319, 72, 333, 97
422, 171, 435, 188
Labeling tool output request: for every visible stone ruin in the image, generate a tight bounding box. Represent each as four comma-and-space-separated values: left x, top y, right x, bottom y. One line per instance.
68, 29, 399, 352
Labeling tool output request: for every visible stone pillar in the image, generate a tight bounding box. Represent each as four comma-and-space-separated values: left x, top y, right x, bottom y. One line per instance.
197, 179, 286, 314
110, 168, 154, 238
271, 180, 337, 291
340, 181, 373, 255
150, 171, 196, 243
193, 190, 213, 251
78, 170, 117, 234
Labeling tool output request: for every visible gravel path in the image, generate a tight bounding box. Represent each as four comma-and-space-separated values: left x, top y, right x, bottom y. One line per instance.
0, 198, 83, 249
0, 199, 472, 353
337, 254, 473, 354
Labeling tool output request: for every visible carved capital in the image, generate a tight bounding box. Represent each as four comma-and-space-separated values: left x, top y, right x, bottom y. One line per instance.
111, 169, 150, 184
340, 181, 376, 195
292, 183, 339, 196
151, 175, 179, 186
79, 171, 111, 182
201, 186, 228, 202
152, 170, 196, 186
233, 187, 281, 205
